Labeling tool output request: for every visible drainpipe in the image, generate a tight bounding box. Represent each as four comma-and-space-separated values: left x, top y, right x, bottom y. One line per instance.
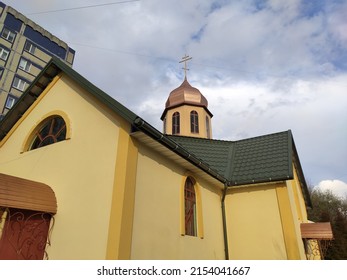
221, 184, 229, 260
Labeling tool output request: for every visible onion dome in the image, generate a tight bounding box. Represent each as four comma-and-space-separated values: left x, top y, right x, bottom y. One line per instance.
161, 78, 211, 120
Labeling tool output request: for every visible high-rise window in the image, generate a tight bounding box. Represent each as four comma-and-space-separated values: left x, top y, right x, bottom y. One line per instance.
0, 47, 10, 61
24, 41, 36, 55
190, 110, 199, 133
5, 95, 16, 109
12, 77, 27, 91
1, 28, 16, 42
19, 58, 31, 72
172, 112, 180, 135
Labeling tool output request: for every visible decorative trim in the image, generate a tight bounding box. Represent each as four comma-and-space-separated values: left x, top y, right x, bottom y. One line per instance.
275, 183, 302, 259
106, 122, 138, 259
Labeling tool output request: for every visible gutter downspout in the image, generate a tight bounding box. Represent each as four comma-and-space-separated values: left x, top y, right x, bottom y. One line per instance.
221, 184, 229, 260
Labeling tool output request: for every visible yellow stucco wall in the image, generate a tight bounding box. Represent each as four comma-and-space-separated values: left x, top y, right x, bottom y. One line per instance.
225, 183, 287, 259
130, 142, 225, 259
283, 166, 308, 259
0, 75, 125, 259
225, 169, 309, 260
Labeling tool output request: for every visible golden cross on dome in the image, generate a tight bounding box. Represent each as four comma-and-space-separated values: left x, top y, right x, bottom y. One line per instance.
179, 54, 192, 78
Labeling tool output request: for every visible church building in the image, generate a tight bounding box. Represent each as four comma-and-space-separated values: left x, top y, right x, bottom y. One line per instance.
0, 57, 333, 260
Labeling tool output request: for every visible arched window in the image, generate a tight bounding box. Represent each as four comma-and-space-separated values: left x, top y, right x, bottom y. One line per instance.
163, 117, 166, 134
172, 112, 180, 135
30, 116, 66, 150
206, 116, 210, 139
190, 110, 199, 133
184, 176, 197, 236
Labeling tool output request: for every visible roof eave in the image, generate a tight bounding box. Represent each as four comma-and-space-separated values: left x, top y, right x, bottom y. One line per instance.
161, 103, 213, 120
227, 176, 292, 188
0, 60, 61, 141
0, 57, 139, 141
133, 117, 227, 184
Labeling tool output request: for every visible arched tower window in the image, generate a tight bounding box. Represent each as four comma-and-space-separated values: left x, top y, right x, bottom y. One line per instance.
30, 116, 66, 150
163, 117, 167, 134
206, 116, 210, 139
172, 112, 180, 135
190, 110, 199, 134
184, 176, 197, 236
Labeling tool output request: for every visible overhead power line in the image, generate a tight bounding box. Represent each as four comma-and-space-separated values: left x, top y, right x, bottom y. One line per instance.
26, 0, 140, 15
68, 42, 273, 77
71, 41, 342, 81
69, 42, 160, 60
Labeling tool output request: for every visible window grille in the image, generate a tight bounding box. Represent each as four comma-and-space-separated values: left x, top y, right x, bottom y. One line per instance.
30, 116, 67, 150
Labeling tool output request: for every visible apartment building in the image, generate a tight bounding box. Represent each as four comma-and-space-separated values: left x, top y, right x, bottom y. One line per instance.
0, 1, 75, 118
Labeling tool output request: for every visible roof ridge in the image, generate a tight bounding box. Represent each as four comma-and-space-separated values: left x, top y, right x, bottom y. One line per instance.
224, 142, 235, 179
168, 130, 291, 144
232, 130, 291, 143
168, 135, 233, 144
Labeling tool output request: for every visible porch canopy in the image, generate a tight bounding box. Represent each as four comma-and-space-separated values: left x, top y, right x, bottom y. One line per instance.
301, 222, 333, 240
0, 173, 57, 214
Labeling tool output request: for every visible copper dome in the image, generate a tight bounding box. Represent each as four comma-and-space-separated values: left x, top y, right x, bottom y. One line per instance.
165, 78, 208, 109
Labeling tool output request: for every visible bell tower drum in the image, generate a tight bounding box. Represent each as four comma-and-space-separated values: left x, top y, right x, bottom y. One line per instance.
161, 55, 213, 139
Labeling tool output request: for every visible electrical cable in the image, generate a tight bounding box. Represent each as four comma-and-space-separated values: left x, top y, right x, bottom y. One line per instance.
26, 0, 140, 15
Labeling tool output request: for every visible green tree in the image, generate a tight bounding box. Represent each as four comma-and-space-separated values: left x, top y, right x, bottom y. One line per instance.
308, 189, 347, 259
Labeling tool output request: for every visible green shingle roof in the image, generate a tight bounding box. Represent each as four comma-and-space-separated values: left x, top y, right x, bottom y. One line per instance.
167, 136, 232, 176
168, 130, 294, 186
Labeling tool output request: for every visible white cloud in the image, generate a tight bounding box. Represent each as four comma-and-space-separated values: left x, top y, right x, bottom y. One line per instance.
314, 180, 347, 198
327, 1, 347, 46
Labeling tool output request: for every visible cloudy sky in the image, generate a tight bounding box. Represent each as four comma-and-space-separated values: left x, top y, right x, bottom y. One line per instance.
5, 0, 347, 197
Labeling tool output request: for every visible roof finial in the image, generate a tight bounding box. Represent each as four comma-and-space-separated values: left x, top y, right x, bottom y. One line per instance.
179, 54, 192, 79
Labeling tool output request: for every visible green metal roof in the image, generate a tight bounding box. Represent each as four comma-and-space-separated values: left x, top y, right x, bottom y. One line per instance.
229, 131, 293, 185
169, 131, 311, 207
169, 131, 294, 186
166, 136, 232, 176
